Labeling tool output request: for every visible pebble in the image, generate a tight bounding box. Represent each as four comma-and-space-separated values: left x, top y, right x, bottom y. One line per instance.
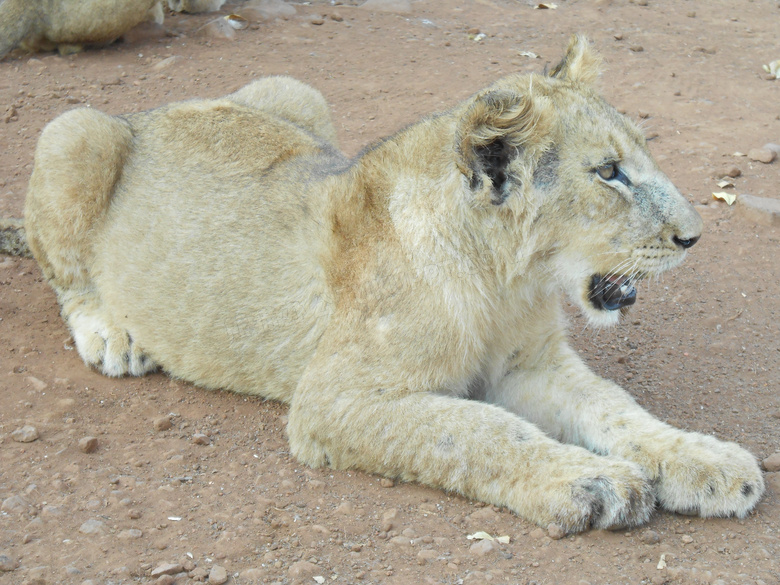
530, 527, 547, 539
118, 529, 143, 539
736, 194, 780, 227
11, 425, 39, 443
747, 148, 777, 164
547, 523, 566, 540
359, 0, 412, 14
629, 45, 644, 52
468, 506, 498, 523
153, 416, 173, 431
762, 453, 780, 472
1, 495, 28, 514
641, 530, 661, 544
379, 478, 394, 488
78, 436, 99, 453
381, 508, 399, 531
156, 575, 175, 585
720, 166, 742, 178
151, 563, 183, 578
192, 433, 211, 446
208, 565, 228, 585
681, 534, 694, 544
336, 501, 355, 514
288, 560, 319, 579
79, 519, 105, 535
198, 18, 237, 40
468, 538, 496, 556
0, 553, 18, 572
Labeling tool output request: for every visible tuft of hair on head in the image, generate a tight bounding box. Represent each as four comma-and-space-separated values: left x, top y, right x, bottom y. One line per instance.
548, 34, 603, 86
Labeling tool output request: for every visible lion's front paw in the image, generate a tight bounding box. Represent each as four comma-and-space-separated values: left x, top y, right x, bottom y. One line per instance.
536, 456, 655, 534
651, 433, 764, 518
69, 310, 157, 377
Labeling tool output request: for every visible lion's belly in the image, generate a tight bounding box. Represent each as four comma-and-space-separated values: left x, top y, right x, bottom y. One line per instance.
92, 147, 336, 402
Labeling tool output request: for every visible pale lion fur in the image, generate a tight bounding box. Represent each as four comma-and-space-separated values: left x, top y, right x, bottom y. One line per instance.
19, 36, 764, 532
0, 0, 164, 58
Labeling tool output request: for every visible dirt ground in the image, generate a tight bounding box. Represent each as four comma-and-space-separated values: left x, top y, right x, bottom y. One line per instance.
1, 1, 779, 584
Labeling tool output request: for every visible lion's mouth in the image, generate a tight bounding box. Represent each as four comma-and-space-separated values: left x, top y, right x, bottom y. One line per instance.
588, 274, 637, 311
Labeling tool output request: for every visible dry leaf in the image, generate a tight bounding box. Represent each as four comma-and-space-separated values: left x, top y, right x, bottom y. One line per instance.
657, 553, 667, 570
225, 14, 248, 29
534, 2, 558, 8
517, 50, 539, 59
717, 179, 734, 189
732, 152, 747, 157
762, 60, 780, 79
712, 192, 736, 205
467, 531, 494, 541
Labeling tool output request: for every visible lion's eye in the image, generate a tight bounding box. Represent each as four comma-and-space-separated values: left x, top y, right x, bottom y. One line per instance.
596, 163, 619, 181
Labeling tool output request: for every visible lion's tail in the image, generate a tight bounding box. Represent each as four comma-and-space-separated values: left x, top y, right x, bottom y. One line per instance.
0, 218, 32, 258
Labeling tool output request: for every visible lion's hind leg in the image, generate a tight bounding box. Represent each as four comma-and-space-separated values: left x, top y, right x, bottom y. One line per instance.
25, 107, 158, 377
227, 77, 339, 146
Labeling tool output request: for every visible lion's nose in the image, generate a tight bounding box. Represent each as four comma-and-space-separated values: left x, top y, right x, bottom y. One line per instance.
672, 234, 700, 249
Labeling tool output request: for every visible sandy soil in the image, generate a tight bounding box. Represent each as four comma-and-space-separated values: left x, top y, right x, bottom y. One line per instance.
1, 1, 779, 584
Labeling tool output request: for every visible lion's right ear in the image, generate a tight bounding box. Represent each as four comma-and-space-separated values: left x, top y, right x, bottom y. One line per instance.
456, 89, 551, 204
548, 35, 601, 86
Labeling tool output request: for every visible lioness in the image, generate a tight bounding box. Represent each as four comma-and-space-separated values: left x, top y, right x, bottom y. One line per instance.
20, 36, 764, 533
0, 0, 163, 58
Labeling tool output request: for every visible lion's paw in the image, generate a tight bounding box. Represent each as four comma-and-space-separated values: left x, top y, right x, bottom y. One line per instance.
652, 432, 764, 518
540, 458, 655, 534
69, 310, 157, 377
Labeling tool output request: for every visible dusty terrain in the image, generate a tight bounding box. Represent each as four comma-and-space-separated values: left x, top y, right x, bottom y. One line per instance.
1, 1, 779, 584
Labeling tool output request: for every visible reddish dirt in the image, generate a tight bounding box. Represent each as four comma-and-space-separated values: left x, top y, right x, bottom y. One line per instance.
1, 1, 779, 584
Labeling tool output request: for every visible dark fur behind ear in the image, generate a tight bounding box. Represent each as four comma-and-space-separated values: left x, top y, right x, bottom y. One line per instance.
457, 89, 551, 203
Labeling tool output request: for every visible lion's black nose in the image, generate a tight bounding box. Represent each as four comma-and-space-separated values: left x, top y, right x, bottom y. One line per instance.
673, 235, 700, 249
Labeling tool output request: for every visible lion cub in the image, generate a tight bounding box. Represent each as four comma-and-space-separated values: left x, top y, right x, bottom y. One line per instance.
21, 37, 764, 532
0, 0, 163, 58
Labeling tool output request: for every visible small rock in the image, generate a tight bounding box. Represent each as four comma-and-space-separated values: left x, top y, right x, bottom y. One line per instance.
722, 166, 742, 178
640, 529, 661, 544
1, 495, 28, 514
152, 56, 181, 72
79, 519, 105, 535
156, 575, 175, 585
469, 538, 496, 556
737, 194, 780, 227
310, 18, 324, 25
198, 18, 236, 40
78, 436, 98, 453
11, 425, 39, 443
529, 527, 547, 539
417, 548, 438, 561
153, 416, 173, 431
118, 529, 143, 539
0, 553, 18, 572
336, 501, 355, 514
681, 534, 693, 544
359, 0, 412, 14
379, 478, 394, 488
547, 523, 566, 540
330, 13, 343, 22
381, 508, 399, 531
151, 563, 184, 578
288, 560, 319, 579
209, 564, 228, 585
629, 45, 644, 52
468, 507, 498, 523
762, 453, 780, 472
192, 433, 211, 446
747, 148, 777, 164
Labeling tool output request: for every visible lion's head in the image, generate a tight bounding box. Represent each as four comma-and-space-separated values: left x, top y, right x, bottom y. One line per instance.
453, 35, 702, 327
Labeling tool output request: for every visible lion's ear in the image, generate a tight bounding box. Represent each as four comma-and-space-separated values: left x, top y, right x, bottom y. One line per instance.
457, 89, 550, 204
548, 35, 601, 86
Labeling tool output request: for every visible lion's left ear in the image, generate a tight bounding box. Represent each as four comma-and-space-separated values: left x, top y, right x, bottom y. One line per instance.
457, 89, 551, 204
548, 35, 602, 86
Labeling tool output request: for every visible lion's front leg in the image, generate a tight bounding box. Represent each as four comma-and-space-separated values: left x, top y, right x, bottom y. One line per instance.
287, 346, 654, 534
488, 341, 765, 519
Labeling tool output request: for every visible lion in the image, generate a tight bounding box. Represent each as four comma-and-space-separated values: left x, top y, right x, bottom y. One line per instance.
12, 36, 764, 533
0, 0, 164, 59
